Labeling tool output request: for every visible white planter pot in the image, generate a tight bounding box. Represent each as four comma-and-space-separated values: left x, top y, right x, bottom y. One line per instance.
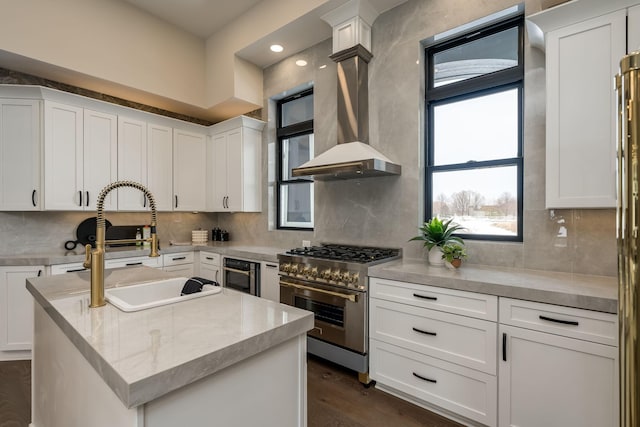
428, 247, 444, 266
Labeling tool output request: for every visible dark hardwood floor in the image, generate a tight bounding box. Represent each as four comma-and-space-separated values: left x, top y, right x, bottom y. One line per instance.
0, 360, 30, 427
0, 357, 463, 427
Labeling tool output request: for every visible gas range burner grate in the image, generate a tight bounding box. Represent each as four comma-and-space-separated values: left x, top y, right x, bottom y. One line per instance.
286, 244, 400, 263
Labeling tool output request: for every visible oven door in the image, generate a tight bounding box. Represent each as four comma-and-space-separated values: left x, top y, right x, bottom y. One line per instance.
224, 258, 259, 295
279, 278, 366, 354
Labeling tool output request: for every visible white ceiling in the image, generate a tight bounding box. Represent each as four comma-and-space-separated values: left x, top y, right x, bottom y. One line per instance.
121, 0, 407, 68
121, 0, 263, 39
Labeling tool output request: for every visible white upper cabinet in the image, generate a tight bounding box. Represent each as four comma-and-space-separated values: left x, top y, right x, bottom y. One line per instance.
83, 109, 117, 211
173, 128, 206, 211
147, 123, 174, 211
629, 4, 640, 51
44, 101, 84, 210
0, 99, 42, 211
528, 3, 635, 208
44, 102, 117, 211
117, 116, 147, 211
208, 116, 264, 212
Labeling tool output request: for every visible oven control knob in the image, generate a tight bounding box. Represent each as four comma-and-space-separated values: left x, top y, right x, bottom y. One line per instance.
341, 271, 352, 283
280, 263, 291, 273
331, 270, 343, 282
350, 272, 360, 285
309, 267, 319, 278
302, 266, 311, 277
321, 269, 332, 280
290, 264, 299, 274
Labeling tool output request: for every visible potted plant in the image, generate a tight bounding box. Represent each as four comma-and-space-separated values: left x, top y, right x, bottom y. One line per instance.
441, 243, 467, 269
410, 217, 464, 266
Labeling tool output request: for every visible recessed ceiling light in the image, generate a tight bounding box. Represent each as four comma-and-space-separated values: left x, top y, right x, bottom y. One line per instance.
270, 44, 284, 53
296, 60, 308, 67
319, 64, 327, 69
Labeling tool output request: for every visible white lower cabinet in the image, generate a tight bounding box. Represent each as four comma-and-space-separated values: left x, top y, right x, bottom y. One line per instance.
498, 298, 618, 427
369, 278, 619, 427
0, 265, 44, 360
198, 251, 221, 283
163, 252, 195, 277
104, 255, 162, 269
370, 277, 498, 427
260, 261, 279, 302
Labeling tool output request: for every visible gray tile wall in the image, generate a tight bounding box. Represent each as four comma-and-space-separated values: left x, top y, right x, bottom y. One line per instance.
219, 0, 617, 277
2, 0, 614, 277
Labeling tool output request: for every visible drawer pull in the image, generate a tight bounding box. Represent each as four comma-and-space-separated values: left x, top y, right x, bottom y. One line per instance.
206, 257, 214, 260
172, 256, 187, 261
502, 332, 507, 362
539, 315, 579, 326
67, 268, 86, 273
412, 372, 437, 383
126, 262, 143, 266
413, 293, 437, 301
412, 327, 437, 336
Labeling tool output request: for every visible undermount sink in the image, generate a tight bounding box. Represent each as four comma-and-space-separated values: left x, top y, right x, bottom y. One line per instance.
105, 277, 222, 312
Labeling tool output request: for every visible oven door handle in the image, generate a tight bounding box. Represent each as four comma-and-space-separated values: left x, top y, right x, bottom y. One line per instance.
223, 266, 252, 276
280, 280, 358, 303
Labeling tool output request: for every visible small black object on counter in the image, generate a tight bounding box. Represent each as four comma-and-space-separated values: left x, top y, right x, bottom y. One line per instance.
180, 277, 219, 295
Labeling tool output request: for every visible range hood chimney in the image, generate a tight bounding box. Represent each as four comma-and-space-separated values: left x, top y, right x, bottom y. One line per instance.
291, 0, 401, 180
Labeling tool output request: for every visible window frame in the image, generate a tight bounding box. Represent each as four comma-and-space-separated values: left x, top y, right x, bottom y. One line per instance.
424, 14, 524, 242
276, 88, 314, 230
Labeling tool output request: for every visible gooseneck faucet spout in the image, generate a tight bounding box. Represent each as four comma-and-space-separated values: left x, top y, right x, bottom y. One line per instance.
84, 181, 160, 308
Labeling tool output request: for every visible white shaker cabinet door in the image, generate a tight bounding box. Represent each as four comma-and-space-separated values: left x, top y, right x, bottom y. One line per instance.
173, 129, 206, 211
83, 109, 117, 211
0, 99, 41, 210
44, 101, 84, 210
0, 266, 44, 352
545, 10, 625, 208
260, 262, 279, 302
147, 124, 174, 211
117, 116, 147, 211
629, 4, 640, 52
499, 324, 618, 427
210, 132, 228, 211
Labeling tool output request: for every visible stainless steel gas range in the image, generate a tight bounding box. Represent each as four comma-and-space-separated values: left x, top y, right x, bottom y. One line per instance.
278, 244, 401, 384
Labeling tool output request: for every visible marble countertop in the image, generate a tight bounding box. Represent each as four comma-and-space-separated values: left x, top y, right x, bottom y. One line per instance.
26, 266, 314, 408
369, 259, 618, 313
0, 242, 286, 266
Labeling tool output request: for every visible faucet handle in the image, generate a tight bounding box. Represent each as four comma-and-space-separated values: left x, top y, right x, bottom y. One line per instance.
83, 244, 92, 269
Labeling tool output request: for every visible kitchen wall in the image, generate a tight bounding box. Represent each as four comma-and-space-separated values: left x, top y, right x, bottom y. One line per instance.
0, 211, 218, 256
219, 0, 618, 277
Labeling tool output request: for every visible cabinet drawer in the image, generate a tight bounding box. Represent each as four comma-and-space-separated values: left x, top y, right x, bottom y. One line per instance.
371, 298, 497, 374
163, 251, 194, 267
199, 251, 221, 266
370, 277, 497, 321
499, 298, 617, 346
105, 256, 162, 269
371, 340, 497, 427
50, 262, 88, 275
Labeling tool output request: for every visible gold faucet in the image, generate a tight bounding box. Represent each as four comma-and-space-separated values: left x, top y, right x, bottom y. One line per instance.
83, 181, 160, 308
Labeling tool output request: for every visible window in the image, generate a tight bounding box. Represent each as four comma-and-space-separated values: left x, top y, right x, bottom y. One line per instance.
425, 14, 524, 241
277, 89, 314, 229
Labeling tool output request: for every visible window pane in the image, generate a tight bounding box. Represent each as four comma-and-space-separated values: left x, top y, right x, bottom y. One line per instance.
433, 88, 518, 165
431, 166, 518, 236
282, 134, 314, 180
280, 182, 314, 227
281, 94, 314, 126
433, 27, 518, 87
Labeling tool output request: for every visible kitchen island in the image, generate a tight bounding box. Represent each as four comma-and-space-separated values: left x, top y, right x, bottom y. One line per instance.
26, 266, 314, 427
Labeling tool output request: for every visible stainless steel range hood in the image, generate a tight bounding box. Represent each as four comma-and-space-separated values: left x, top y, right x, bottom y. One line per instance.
291, 45, 401, 180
